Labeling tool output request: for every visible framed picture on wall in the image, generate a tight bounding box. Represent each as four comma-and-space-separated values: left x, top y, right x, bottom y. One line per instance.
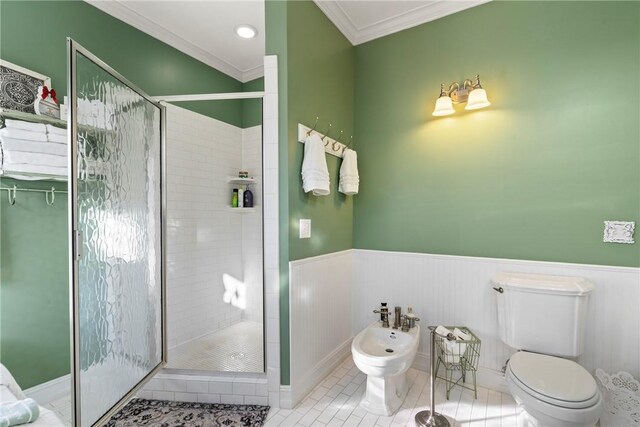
0, 59, 51, 114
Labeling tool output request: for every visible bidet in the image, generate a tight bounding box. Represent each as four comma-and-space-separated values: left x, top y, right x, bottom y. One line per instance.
351, 322, 420, 416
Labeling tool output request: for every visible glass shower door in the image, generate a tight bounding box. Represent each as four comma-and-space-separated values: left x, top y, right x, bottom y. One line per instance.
68, 39, 166, 427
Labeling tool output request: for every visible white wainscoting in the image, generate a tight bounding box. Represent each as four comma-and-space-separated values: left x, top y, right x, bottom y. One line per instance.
353, 249, 640, 383
289, 250, 354, 407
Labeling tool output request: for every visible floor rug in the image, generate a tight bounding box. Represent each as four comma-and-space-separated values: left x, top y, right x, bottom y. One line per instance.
104, 398, 270, 427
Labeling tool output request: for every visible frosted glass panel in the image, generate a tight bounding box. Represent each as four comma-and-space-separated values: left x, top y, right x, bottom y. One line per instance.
74, 52, 162, 426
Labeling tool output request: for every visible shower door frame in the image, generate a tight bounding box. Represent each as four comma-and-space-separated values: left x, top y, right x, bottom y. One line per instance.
67, 38, 167, 427
154, 91, 266, 375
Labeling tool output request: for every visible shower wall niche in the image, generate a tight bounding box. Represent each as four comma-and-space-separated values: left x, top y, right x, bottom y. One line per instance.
165, 103, 263, 373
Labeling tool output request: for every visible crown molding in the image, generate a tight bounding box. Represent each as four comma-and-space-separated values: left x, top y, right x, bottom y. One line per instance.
242, 64, 265, 82
86, 0, 264, 83
314, 0, 491, 46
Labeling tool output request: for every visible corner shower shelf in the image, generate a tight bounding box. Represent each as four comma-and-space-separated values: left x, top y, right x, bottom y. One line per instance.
227, 207, 257, 213
227, 177, 256, 185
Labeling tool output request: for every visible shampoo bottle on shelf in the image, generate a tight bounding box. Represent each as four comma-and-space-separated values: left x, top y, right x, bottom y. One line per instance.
238, 188, 244, 208
243, 187, 253, 208
231, 189, 238, 208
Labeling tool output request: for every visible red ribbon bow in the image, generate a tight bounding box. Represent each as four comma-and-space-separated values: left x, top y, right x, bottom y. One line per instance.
41, 86, 58, 104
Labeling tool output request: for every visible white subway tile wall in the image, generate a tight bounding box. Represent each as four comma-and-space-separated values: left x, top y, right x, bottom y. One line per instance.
242, 125, 264, 324
166, 103, 248, 349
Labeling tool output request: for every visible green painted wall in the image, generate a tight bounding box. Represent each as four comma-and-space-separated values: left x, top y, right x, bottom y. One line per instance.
266, 0, 354, 385
265, 0, 291, 386
0, 179, 69, 389
287, 1, 354, 261
242, 77, 264, 128
0, 0, 249, 127
353, 1, 640, 267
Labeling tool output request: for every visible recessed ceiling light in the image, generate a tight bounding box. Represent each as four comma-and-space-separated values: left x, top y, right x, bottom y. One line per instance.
235, 24, 257, 39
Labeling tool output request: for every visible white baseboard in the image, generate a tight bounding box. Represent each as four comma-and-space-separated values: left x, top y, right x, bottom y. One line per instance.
290, 338, 352, 407
24, 374, 70, 405
279, 385, 292, 409
413, 352, 509, 395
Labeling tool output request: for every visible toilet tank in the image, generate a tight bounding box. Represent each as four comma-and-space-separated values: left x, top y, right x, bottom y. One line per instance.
492, 272, 594, 357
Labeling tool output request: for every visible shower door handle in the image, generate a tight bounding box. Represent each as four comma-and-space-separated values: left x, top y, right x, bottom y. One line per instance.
75, 229, 83, 260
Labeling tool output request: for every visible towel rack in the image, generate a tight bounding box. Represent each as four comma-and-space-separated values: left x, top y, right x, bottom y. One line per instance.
298, 122, 351, 158
0, 185, 67, 206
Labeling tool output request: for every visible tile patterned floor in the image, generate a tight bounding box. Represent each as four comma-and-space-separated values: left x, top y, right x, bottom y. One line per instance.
42, 354, 522, 427
265, 356, 521, 427
167, 321, 264, 372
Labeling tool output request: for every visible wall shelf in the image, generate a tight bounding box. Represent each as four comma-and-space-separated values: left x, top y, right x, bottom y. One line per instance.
227, 177, 256, 185
227, 207, 257, 213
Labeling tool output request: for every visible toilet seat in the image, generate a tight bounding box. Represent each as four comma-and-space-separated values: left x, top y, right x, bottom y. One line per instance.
508, 352, 599, 409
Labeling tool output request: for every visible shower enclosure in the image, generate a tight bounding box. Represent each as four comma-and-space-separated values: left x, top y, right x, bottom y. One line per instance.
67, 40, 265, 426
161, 99, 264, 373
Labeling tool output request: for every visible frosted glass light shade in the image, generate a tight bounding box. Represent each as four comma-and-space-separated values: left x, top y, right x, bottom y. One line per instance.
465, 88, 491, 110
432, 96, 455, 116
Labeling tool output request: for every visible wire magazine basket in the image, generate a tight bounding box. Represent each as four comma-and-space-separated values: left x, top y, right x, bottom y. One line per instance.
434, 326, 481, 399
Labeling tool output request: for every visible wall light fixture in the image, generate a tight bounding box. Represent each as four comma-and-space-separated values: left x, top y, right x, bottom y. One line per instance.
432, 75, 490, 116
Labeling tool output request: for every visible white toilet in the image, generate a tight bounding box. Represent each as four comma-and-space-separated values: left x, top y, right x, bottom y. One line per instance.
492, 272, 603, 427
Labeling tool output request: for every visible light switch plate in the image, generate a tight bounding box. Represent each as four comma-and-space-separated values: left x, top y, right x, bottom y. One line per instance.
299, 219, 311, 239
603, 221, 635, 244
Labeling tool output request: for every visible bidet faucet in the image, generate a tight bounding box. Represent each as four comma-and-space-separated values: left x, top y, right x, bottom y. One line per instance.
393, 306, 402, 329
373, 307, 390, 328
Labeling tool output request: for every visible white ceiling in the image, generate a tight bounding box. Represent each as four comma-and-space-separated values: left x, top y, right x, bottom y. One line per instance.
87, 0, 265, 83
314, 0, 490, 45
87, 0, 489, 83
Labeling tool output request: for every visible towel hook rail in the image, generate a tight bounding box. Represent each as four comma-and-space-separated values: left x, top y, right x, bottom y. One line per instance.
332, 130, 344, 151
321, 124, 332, 146
342, 135, 354, 153
46, 187, 55, 206
306, 116, 319, 137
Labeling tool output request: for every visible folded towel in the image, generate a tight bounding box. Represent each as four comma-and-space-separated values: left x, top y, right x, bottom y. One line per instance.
0, 128, 47, 142
435, 326, 468, 364
45, 133, 67, 144
3, 119, 46, 133
0, 138, 67, 156
339, 148, 359, 195
301, 133, 330, 196
3, 151, 67, 167
0, 398, 39, 427
45, 124, 66, 136
0, 163, 67, 178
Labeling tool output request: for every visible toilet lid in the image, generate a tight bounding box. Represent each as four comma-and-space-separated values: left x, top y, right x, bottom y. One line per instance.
509, 352, 597, 403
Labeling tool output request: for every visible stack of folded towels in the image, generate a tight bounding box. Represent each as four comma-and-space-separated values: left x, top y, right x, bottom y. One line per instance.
0, 119, 67, 179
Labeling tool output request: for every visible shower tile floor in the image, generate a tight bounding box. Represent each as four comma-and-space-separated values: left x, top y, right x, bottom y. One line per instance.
265, 356, 521, 427
167, 321, 264, 372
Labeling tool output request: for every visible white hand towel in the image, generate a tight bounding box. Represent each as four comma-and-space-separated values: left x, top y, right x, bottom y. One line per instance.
3, 151, 67, 167
3, 119, 46, 133
0, 128, 47, 142
301, 133, 330, 196
0, 138, 67, 156
45, 124, 66, 136
339, 148, 359, 195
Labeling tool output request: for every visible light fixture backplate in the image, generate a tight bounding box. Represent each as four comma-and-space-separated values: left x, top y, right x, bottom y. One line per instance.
450, 88, 469, 104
